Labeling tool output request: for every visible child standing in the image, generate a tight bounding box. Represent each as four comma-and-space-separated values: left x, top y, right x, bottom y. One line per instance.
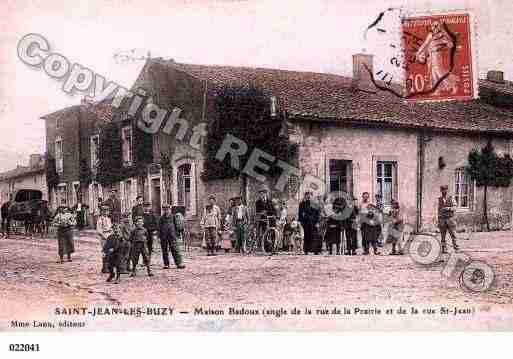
289, 218, 304, 254
386, 201, 404, 255
119, 214, 133, 273
220, 212, 234, 253
103, 224, 123, 283
362, 208, 381, 255
96, 205, 112, 273
129, 216, 154, 277
201, 204, 220, 256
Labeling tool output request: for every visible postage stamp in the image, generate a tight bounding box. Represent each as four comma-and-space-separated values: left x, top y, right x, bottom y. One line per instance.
402, 13, 475, 101
1, 1, 513, 354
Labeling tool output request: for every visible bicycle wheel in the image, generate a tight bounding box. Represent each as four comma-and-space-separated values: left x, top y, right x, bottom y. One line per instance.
262, 227, 279, 255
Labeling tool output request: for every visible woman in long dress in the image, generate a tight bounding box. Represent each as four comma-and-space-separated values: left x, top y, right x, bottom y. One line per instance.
52, 204, 76, 263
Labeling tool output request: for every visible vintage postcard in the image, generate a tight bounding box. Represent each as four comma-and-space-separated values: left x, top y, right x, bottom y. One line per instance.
1, 0, 513, 342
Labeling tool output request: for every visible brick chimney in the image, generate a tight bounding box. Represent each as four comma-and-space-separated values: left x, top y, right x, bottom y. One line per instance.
487, 70, 504, 84
352, 53, 374, 91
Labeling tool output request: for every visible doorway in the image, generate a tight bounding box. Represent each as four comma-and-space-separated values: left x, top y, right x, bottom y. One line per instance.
151, 178, 161, 216
328, 159, 353, 198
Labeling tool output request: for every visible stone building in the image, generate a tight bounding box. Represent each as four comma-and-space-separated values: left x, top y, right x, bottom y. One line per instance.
41, 54, 513, 234
127, 56, 513, 233
0, 154, 47, 205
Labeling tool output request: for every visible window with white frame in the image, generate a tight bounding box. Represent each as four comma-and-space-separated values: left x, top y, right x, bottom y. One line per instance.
90, 134, 100, 171
55, 137, 63, 173
454, 168, 473, 210
121, 126, 133, 166
177, 163, 192, 211
376, 161, 397, 207
122, 179, 133, 213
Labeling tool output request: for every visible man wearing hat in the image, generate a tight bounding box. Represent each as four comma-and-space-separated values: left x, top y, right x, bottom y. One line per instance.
104, 188, 121, 224
1, 194, 12, 237
298, 190, 321, 255
232, 196, 249, 252
438, 185, 459, 253
159, 204, 185, 269
143, 201, 159, 263
255, 185, 276, 240
96, 204, 113, 273
173, 206, 186, 235
202, 195, 221, 249
131, 196, 145, 223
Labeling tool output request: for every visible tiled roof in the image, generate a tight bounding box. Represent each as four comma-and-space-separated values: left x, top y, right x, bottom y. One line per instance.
0, 165, 44, 181
479, 78, 513, 96
155, 60, 513, 135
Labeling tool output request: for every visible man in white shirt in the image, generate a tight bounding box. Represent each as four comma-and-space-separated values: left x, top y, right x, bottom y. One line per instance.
233, 196, 249, 253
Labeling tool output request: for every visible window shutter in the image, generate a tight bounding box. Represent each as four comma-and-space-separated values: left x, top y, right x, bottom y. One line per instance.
120, 181, 125, 213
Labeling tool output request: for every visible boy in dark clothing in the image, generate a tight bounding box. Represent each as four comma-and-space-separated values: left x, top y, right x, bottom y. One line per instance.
131, 196, 145, 223
119, 214, 133, 272
361, 209, 381, 255
129, 216, 154, 277
343, 198, 359, 255
143, 202, 159, 263
326, 198, 344, 255
103, 225, 123, 283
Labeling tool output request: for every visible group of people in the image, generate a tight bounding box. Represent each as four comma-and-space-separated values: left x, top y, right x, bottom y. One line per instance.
4, 183, 460, 277
199, 188, 305, 255
198, 184, 460, 257
95, 191, 186, 284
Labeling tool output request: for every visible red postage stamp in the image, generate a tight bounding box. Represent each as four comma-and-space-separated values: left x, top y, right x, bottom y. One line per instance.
402, 13, 474, 102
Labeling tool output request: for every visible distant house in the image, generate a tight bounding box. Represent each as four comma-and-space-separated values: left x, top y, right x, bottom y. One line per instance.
0, 154, 47, 205
41, 54, 513, 233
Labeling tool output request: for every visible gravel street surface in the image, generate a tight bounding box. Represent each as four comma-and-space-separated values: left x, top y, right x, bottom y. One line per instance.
1, 230, 512, 331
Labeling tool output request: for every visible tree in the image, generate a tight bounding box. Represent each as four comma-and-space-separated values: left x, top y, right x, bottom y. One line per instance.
201, 85, 298, 182
466, 140, 513, 231
96, 120, 154, 186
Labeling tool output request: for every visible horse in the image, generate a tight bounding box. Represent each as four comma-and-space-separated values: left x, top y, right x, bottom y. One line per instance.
25, 203, 52, 237
4, 200, 50, 238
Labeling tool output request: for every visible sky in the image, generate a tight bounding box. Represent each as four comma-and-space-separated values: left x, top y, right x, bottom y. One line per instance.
1, 0, 512, 171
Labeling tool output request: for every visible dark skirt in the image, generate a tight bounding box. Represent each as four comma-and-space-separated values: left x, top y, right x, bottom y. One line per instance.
325, 225, 341, 246
57, 227, 75, 257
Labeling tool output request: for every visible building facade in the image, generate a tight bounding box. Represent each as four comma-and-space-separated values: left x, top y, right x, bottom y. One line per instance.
41, 55, 513, 234
0, 154, 47, 205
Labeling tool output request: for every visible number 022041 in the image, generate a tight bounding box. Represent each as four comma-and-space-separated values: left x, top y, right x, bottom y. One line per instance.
9, 344, 40, 352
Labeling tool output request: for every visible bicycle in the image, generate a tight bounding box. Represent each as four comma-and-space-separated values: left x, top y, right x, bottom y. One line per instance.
244, 215, 279, 255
